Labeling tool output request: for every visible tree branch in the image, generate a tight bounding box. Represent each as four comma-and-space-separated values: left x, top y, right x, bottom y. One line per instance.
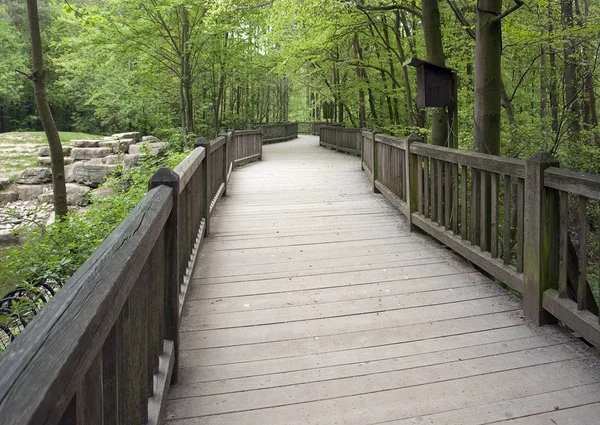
446, 0, 475, 40
495, 0, 524, 21
15, 69, 32, 80
354, 1, 422, 18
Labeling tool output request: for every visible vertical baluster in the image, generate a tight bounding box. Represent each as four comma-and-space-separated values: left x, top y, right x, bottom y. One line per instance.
452, 163, 459, 235
470, 169, 479, 245
437, 159, 443, 226
578, 196, 588, 310
491, 173, 499, 258
58, 396, 77, 425
461, 165, 468, 240
480, 170, 489, 252
117, 301, 132, 424
503, 175, 512, 265
76, 353, 103, 425
444, 162, 451, 229
103, 326, 119, 425
424, 157, 430, 218
417, 155, 423, 215
431, 159, 437, 223
129, 279, 143, 424
517, 179, 525, 273
559, 191, 568, 298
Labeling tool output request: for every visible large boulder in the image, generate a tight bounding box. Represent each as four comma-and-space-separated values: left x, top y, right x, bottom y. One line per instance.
71, 147, 112, 161
129, 142, 166, 156
38, 146, 72, 157
64, 163, 76, 183
112, 132, 142, 143
99, 139, 132, 154
37, 157, 74, 167
0, 178, 10, 191
70, 139, 100, 148
72, 162, 117, 187
17, 184, 50, 201
0, 191, 18, 205
37, 183, 91, 206
142, 135, 161, 143
16, 168, 52, 185
102, 154, 140, 169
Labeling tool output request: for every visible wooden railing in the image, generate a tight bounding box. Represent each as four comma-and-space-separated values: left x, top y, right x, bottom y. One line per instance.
323, 129, 600, 349
256, 122, 298, 144
319, 126, 361, 156
0, 130, 262, 425
312, 121, 343, 136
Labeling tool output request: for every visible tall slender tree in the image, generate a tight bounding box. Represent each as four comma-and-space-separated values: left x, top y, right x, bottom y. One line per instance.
26, 0, 68, 217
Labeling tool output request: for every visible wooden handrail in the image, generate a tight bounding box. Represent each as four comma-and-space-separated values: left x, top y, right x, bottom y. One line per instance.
0, 128, 267, 425
320, 128, 600, 350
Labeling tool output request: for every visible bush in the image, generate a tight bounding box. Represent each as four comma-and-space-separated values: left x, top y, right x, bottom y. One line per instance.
0, 146, 188, 348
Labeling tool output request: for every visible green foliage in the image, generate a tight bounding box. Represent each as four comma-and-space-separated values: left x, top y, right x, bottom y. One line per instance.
0, 147, 188, 298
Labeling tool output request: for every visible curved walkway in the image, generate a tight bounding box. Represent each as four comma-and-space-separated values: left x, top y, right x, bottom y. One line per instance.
165, 136, 600, 424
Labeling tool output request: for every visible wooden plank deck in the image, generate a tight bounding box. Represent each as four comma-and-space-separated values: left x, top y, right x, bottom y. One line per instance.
165, 136, 600, 425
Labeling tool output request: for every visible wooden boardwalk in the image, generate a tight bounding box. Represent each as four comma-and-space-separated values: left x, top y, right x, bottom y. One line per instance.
165, 136, 600, 424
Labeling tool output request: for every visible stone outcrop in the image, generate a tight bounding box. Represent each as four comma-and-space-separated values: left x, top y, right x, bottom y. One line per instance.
72, 163, 118, 188
16, 168, 53, 185
1, 131, 163, 206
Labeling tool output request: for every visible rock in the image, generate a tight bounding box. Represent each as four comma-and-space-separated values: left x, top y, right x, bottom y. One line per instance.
0, 178, 10, 191
0, 191, 18, 205
112, 132, 142, 143
123, 154, 140, 169
72, 162, 117, 187
99, 140, 132, 154
38, 184, 91, 206
71, 147, 112, 161
142, 135, 161, 143
71, 139, 100, 148
37, 157, 73, 167
92, 186, 116, 199
129, 142, 166, 156
17, 184, 50, 201
0, 229, 19, 249
102, 153, 140, 169
38, 146, 72, 157
65, 163, 75, 183
16, 168, 52, 185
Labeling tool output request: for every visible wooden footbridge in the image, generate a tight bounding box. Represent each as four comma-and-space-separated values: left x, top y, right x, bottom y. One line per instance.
2, 123, 600, 424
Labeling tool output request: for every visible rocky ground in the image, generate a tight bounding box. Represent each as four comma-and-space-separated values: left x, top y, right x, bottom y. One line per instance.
0, 131, 166, 248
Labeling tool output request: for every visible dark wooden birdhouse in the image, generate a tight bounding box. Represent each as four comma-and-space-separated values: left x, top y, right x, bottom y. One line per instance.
403, 58, 455, 109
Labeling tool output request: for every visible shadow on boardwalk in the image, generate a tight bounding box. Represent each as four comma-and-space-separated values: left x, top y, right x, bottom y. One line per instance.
165, 135, 600, 425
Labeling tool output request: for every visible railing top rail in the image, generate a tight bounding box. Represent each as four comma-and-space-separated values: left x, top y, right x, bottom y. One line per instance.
234, 129, 261, 136
375, 133, 408, 150
544, 167, 600, 200
173, 146, 206, 194
0, 185, 173, 425
210, 135, 227, 153
411, 142, 526, 178
322, 126, 361, 133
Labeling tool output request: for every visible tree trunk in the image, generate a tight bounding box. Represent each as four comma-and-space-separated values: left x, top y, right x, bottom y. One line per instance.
422, 0, 449, 146
352, 34, 367, 128
26, 0, 67, 218
562, 0, 580, 137
474, 0, 502, 156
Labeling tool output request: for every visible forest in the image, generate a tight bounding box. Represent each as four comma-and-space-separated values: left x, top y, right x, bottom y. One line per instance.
1, 0, 599, 172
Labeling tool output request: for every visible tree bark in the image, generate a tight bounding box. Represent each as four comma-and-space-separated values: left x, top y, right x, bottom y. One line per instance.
562, 0, 580, 137
26, 0, 68, 218
422, 0, 449, 146
474, 0, 503, 156
352, 34, 367, 128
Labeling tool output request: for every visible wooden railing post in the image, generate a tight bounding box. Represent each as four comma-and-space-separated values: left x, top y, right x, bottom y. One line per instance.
372, 130, 380, 193
195, 138, 211, 236
148, 167, 180, 384
223, 132, 231, 196
405, 133, 421, 230
524, 152, 560, 326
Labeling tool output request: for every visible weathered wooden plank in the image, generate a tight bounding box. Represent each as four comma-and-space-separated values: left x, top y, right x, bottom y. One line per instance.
0, 187, 173, 425
491, 172, 499, 258
578, 195, 588, 311
411, 142, 526, 178
559, 190, 569, 297
503, 175, 511, 265
461, 165, 467, 240
544, 167, 600, 200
